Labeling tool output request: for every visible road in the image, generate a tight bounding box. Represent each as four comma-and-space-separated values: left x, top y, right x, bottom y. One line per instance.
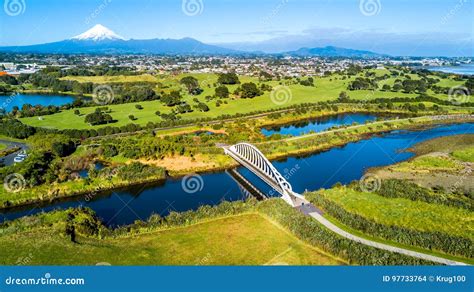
0, 139, 29, 166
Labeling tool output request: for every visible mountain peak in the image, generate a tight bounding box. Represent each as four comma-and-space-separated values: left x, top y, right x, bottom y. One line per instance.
71, 24, 125, 41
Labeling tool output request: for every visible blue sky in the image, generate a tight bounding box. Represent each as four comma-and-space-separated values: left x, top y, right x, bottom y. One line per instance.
0, 0, 472, 56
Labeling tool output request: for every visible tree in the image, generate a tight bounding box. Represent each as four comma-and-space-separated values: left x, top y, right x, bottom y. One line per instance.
217, 73, 240, 85
180, 76, 202, 95
346, 64, 363, 76
259, 71, 273, 81
465, 78, 474, 94
402, 80, 418, 93
382, 84, 391, 91
338, 91, 350, 102
161, 91, 182, 106
237, 82, 261, 99
0, 119, 36, 139
52, 140, 76, 157
196, 102, 209, 112
392, 83, 403, 92
175, 103, 193, 114
215, 85, 229, 99
348, 77, 377, 90
103, 144, 118, 157
84, 109, 114, 125
300, 77, 314, 86
74, 109, 80, 115
65, 213, 76, 243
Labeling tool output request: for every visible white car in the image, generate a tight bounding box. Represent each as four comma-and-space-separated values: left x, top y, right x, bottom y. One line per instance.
17, 153, 27, 158
14, 151, 27, 163
14, 156, 25, 163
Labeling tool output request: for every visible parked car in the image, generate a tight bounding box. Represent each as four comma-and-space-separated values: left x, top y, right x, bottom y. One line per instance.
13, 151, 28, 163
14, 156, 25, 163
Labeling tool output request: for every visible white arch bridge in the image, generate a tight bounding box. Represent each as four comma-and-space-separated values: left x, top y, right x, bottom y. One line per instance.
223, 143, 306, 207
222, 142, 467, 266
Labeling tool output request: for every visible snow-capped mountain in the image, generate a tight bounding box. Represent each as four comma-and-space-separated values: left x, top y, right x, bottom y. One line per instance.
0, 24, 237, 55
71, 24, 126, 41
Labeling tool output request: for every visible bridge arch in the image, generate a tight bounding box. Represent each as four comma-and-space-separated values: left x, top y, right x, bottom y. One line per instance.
224, 142, 305, 206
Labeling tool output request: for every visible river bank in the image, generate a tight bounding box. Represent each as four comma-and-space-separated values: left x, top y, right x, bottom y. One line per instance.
369, 134, 474, 192
1, 116, 473, 218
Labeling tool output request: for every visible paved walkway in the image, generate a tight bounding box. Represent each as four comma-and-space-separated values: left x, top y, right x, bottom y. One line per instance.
302, 204, 468, 266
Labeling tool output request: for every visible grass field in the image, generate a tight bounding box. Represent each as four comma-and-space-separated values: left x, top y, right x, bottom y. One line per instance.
315, 187, 473, 240
20, 70, 467, 130
0, 213, 342, 265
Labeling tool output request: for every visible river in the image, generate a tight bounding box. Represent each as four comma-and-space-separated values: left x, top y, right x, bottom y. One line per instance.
2, 122, 472, 226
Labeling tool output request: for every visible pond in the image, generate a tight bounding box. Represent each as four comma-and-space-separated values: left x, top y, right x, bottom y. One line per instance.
78, 162, 105, 178
0, 94, 76, 112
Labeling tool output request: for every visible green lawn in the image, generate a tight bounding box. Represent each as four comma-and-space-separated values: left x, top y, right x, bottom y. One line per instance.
0, 213, 342, 265
0, 143, 6, 151
20, 71, 467, 130
315, 187, 473, 240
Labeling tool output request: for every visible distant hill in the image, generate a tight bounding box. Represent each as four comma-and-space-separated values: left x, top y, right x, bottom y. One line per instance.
284, 46, 384, 57
0, 25, 385, 57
